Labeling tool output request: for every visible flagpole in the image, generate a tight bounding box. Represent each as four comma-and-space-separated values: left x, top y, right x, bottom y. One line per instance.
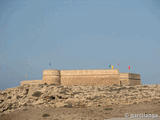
49, 61, 52, 69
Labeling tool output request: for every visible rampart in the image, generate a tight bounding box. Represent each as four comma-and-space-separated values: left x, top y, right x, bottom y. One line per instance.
20, 80, 43, 85
20, 69, 141, 86
60, 69, 120, 86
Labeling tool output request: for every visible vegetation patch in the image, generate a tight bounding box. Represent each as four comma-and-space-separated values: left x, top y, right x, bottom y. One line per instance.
7, 96, 12, 99
42, 113, 50, 117
32, 91, 42, 97
64, 103, 72, 108
104, 107, 113, 111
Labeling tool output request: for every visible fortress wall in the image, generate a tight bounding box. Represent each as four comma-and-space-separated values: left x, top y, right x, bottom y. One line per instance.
128, 73, 141, 79
120, 73, 130, 85
61, 69, 120, 86
129, 79, 141, 86
61, 75, 120, 86
120, 73, 141, 86
120, 73, 141, 79
20, 69, 141, 86
119, 79, 129, 85
20, 80, 43, 85
60, 69, 119, 75
42, 70, 60, 85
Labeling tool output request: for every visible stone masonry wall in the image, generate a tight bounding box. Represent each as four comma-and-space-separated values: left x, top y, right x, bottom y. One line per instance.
42, 70, 60, 85
60, 69, 120, 86
120, 73, 141, 86
20, 69, 141, 86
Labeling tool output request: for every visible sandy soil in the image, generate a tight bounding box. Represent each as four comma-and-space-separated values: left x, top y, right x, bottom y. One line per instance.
0, 101, 160, 120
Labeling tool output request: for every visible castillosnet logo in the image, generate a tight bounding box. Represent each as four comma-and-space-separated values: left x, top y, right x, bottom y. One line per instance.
124, 113, 159, 118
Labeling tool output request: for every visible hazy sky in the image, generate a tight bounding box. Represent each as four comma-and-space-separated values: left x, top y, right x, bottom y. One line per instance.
0, 0, 160, 89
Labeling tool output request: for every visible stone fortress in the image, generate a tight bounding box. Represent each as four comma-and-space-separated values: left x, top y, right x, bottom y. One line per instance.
20, 69, 141, 86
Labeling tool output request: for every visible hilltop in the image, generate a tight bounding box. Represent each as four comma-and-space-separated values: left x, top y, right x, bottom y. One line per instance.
0, 84, 160, 120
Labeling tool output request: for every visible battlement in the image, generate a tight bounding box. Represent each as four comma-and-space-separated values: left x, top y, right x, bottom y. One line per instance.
20, 69, 141, 86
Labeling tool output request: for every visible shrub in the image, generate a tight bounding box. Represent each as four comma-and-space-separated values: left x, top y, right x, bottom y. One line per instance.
104, 108, 113, 111
64, 103, 72, 108
32, 91, 42, 97
42, 113, 50, 117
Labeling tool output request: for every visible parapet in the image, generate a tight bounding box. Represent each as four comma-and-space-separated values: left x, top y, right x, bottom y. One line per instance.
60, 69, 119, 75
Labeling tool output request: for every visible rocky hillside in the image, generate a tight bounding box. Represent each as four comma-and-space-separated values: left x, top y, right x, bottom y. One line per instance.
0, 84, 160, 113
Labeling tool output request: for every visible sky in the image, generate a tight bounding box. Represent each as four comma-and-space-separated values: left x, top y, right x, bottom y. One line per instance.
0, 0, 160, 89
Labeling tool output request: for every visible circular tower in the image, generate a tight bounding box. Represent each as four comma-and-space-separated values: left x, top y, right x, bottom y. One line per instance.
43, 70, 60, 85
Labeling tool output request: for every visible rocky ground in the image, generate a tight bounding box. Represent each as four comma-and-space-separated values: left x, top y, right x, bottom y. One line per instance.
0, 84, 160, 120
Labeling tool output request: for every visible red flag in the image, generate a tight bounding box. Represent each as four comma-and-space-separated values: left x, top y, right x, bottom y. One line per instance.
128, 65, 131, 70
